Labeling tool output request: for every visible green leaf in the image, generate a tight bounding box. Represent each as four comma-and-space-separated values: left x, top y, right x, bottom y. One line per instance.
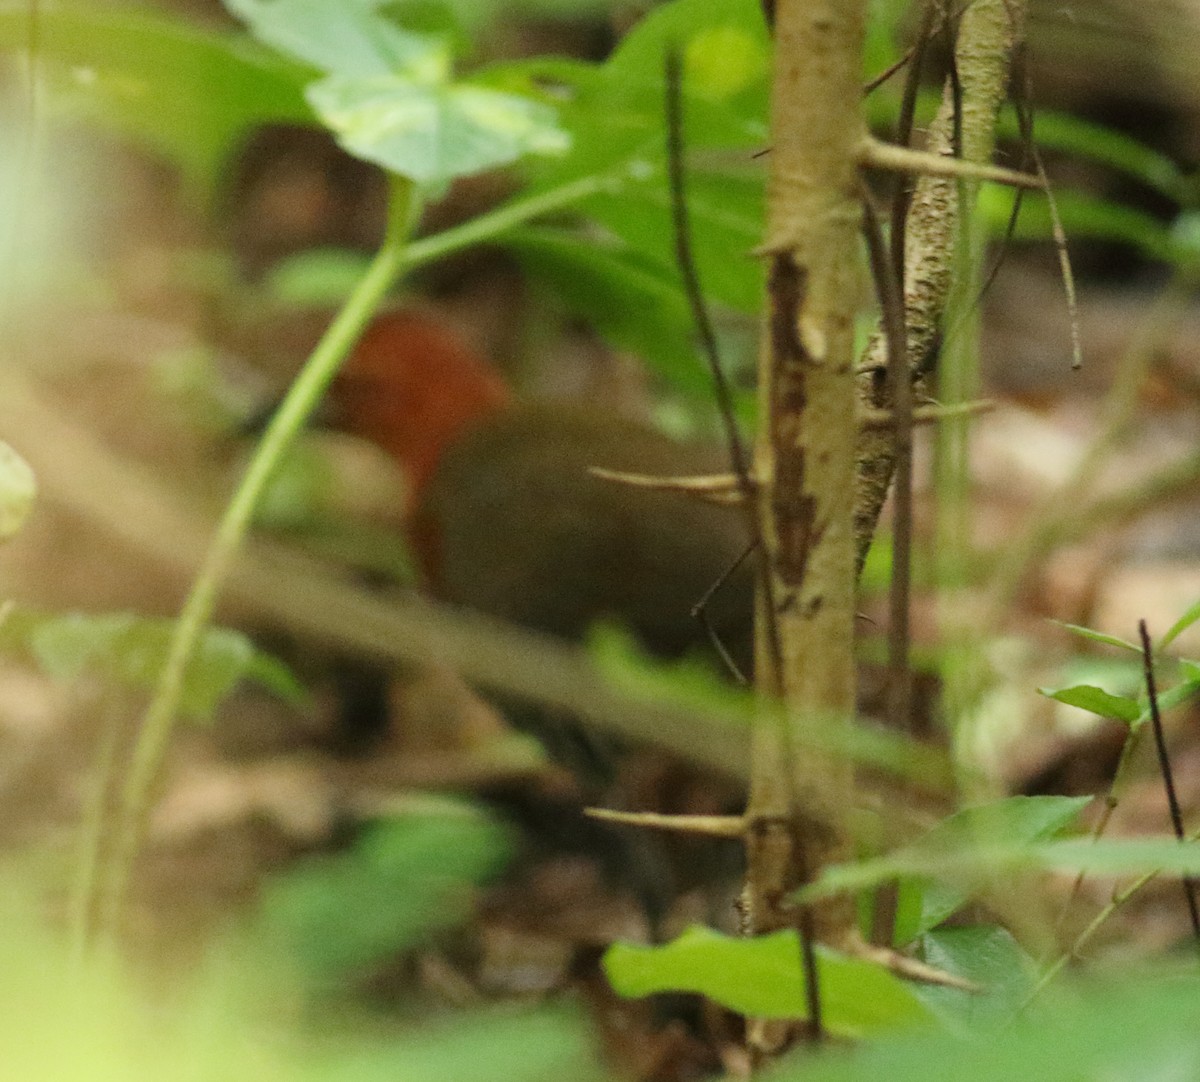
224, 0, 439, 78
887, 796, 1090, 944
913, 926, 1036, 1031
263, 247, 375, 307
602, 0, 768, 110
505, 226, 709, 396
803, 837, 1200, 905
0, 440, 35, 541
0, 4, 312, 195
260, 799, 510, 978
1049, 621, 1141, 653
580, 166, 765, 312
768, 973, 1200, 1082
1161, 599, 1200, 651
495, 0, 769, 312
603, 926, 933, 1034
0, 609, 303, 722
1137, 674, 1200, 725
226, 0, 568, 190
308, 71, 568, 189
1037, 684, 1141, 724
319, 1006, 610, 1082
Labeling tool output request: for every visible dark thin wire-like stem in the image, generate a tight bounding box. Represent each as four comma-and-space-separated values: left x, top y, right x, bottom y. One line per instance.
889, 0, 934, 282
861, 195, 913, 741
1138, 618, 1200, 945
664, 48, 785, 691
691, 541, 756, 686
664, 51, 753, 497
860, 193, 912, 952
945, 3, 964, 163
864, 45, 917, 95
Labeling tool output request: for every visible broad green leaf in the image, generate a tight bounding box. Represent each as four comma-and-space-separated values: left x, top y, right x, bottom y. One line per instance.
308, 71, 568, 188
769, 973, 1200, 1082
1037, 684, 1141, 724
913, 925, 1035, 1031
227, 0, 569, 189
224, 0, 439, 78
604, 925, 933, 1034
0, 440, 35, 541
260, 799, 510, 977
803, 836, 1200, 905
1050, 620, 1141, 653
505, 226, 709, 396
0, 4, 312, 195
0, 609, 303, 722
580, 165, 765, 312
602, 0, 768, 112
886, 796, 1090, 944
492, 0, 769, 311
1161, 599, 1200, 650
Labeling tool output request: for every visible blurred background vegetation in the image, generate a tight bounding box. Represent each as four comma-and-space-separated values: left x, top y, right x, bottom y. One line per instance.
3, 1, 1200, 1079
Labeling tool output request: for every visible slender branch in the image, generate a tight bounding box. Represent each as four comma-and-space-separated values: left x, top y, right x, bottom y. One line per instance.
1052, 724, 1141, 940
89, 179, 420, 948
1025, 820, 1200, 1008
860, 194, 914, 748
859, 136, 1043, 188
402, 173, 614, 272
1139, 619, 1200, 944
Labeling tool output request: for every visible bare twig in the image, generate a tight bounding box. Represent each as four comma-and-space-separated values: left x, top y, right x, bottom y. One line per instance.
691, 541, 757, 686
584, 808, 746, 837
859, 398, 995, 427
859, 136, 1043, 188
588, 467, 747, 504
1011, 46, 1081, 371
1139, 619, 1200, 944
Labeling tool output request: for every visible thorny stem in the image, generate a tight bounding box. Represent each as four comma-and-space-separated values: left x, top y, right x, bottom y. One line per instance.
664, 45, 820, 1042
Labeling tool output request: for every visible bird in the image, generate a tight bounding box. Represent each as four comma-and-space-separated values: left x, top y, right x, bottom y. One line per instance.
328, 309, 755, 689
324, 307, 754, 928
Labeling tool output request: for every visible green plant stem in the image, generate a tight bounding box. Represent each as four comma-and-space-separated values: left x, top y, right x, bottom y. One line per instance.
83, 165, 620, 950
1051, 725, 1142, 940
402, 173, 613, 271
1024, 821, 1200, 1010
69, 691, 127, 962
91, 178, 420, 946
